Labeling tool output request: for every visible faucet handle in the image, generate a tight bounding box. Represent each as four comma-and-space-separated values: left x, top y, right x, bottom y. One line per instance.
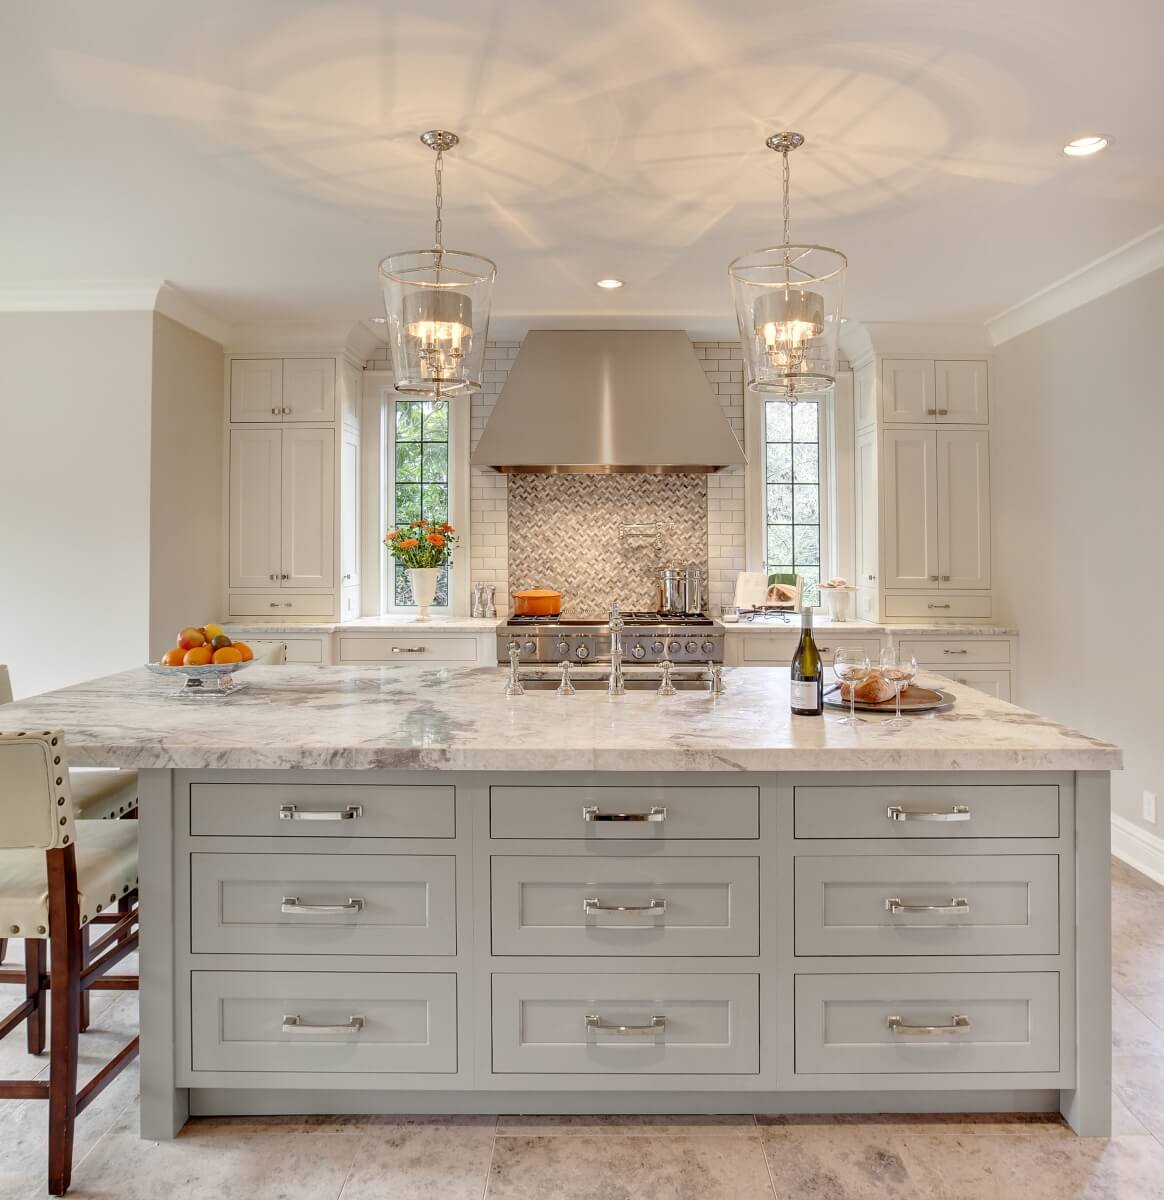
556, 660, 576, 697
657, 658, 676, 697
709, 661, 726, 696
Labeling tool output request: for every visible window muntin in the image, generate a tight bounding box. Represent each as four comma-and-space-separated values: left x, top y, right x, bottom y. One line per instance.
390, 399, 450, 607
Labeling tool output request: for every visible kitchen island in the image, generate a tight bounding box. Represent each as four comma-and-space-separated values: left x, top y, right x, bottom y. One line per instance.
0, 665, 1120, 1139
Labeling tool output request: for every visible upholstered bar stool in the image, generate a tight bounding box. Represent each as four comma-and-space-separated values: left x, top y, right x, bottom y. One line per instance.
0, 731, 140, 1196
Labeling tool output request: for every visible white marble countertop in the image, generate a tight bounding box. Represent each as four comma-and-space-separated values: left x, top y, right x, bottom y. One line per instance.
224, 616, 503, 636
0, 664, 1117, 773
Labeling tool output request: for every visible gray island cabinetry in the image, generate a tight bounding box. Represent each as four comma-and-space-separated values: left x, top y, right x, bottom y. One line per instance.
0, 666, 1118, 1138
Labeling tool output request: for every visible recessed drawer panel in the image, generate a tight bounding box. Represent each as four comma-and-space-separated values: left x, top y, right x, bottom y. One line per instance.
794, 855, 1059, 956
191, 970, 457, 1073
189, 782, 455, 839
336, 636, 478, 663
229, 593, 335, 617
491, 973, 759, 1075
490, 785, 759, 840
794, 784, 1059, 840
191, 853, 456, 955
897, 639, 1011, 666
795, 972, 1060, 1075
884, 595, 992, 619
491, 856, 759, 957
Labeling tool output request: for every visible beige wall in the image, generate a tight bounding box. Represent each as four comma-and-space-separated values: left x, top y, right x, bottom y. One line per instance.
0, 311, 154, 698
994, 266, 1164, 834
148, 313, 224, 658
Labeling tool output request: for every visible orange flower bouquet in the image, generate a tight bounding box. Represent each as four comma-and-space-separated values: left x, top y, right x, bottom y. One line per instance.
383, 519, 458, 569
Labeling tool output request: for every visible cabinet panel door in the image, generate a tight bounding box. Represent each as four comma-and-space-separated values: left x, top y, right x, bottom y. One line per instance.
340, 428, 360, 588
855, 428, 878, 588
282, 358, 336, 422
340, 359, 362, 429
228, 428, 282, 588
854, 362, 876, 430
281, 428, 335, 588
936, 360, 989, 424
882, 429, 938, 589
882, 359, 935, 422
230, 359, 283, 422
938, 429, 991, 589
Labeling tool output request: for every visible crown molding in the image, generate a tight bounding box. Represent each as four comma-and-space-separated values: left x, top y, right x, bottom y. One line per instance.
988, 223, 1164, 346
154, 282, 229, 345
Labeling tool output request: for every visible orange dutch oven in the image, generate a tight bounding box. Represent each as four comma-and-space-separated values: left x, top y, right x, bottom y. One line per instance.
512, 588, 562, 617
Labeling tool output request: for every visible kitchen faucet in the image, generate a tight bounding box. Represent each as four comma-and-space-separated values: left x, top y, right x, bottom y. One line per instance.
607, 600, 626, 697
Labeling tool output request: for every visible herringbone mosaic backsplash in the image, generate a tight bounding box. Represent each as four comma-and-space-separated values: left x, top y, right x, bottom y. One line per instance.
507, 474, 708, 614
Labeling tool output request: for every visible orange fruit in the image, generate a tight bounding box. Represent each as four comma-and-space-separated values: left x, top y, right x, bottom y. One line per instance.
160, 647, 186, 667
233, 641, 254, 662
183, 646, 213, 666
212, 646, 242, 665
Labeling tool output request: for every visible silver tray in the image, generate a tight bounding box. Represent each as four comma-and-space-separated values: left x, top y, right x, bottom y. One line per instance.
145, 659, 257, 697
824, 686, 955, 714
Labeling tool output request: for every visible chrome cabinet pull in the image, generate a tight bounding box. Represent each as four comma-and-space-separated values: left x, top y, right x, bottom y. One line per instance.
583, 896, 666, 916
929, 575, 940, 582
584, 1013, 666, 1036
582, 804, 666, 823
271, 407, 279, 415
885, 896, 970, 915
391, 646, 426, 654
937, 408, 949, 416
282, 406, 291, 414
279, 803, 363, 822
940, 574, 952, 581
927, 603, 951, 610
925, 408, 937, 415
817, 645, 831, 653
282, 1014, 365, 1034
888, 1014, 970, 1036
887, 804, 970, 823
281, 896, 364, 915
943, 649, 969, 655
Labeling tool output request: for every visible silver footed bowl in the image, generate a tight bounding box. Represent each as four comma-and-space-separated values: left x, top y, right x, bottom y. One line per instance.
145, 659, 258, 692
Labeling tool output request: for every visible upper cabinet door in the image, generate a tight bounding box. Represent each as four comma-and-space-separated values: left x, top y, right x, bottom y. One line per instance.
882, 428, 939, 589
854, 428, 878, 588
228, 429, 282, 588
281, 428, 335, 589
936, 360, 989, 424
854, 362, 876, 432
340, 360, 362, 430
938, 430, 991, 589
340, 428, 360, 589
882, 359, 936, 423
282, 358, 336, 422
230, 360, 283, 422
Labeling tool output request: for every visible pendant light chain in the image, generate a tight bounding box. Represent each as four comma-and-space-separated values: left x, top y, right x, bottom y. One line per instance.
782, 146, 792, 270
433, 146, 445, 256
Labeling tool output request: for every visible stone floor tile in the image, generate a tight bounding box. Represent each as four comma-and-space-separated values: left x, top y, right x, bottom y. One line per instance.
1112, 1053, 1164, 1142
337, 1121, 496, 1199
1111, 989, 1164, 1055
760, 1122, 925, 1198
496, 1113, 757, 1136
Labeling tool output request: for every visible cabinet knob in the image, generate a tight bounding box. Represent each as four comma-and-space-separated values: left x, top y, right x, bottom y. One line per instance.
941, 575, 951, 581
271, 407, 278, 415
281, 573, 290, 581
282, 406, 291, 415
937, 408, 949, 416
929, 575, 939, 582
343, 573, 352, 581
925, 408, 937, 416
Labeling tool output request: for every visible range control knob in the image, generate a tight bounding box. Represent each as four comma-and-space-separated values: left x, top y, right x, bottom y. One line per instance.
575, 644, 590, 660
701, 640, 714, 655
523, 641, 536, 656
685, 640, 698, 653
556, 641, 571, 657
667, 639, 682, 654
631, 643, 647, 660
651, 640, 665, 654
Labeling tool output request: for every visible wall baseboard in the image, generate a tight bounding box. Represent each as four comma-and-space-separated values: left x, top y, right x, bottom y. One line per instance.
1111, 813, 1164, 887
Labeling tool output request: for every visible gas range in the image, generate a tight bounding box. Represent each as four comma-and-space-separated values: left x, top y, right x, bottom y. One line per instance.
497, 611, 723, 666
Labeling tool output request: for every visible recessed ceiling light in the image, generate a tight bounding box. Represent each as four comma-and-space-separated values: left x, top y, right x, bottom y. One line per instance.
1063, 136, 1110, 157
595, 278, 624, 289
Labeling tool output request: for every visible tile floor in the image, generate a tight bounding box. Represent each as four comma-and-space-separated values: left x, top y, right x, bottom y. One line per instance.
1, 858, 1162, 1199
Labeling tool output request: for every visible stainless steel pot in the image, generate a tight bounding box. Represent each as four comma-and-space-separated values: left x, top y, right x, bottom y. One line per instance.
659, 567, 686, 615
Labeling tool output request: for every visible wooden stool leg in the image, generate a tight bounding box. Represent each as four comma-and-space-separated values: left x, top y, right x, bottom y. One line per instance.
78, 926, 90, 1033
0, 936, 7, 964
26, 938, 47, 1055
46, 846, 81, 1197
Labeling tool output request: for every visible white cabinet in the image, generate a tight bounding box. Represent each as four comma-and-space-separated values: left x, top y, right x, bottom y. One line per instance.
228, 429, 282, 588
937, 430, 991, 589
882, 359, 935, 422
936, 360, 989, 424
882, 428, 939, 589
340, 428, 360, 590
281, 428, 335, 588
884, 359, 988, 425
230, 358, 334, 422
230, 360, 282, 423
340, 359, 362, 430
854, 361, 876, 431
855, 428, 878, 589
282, 358, 335, 422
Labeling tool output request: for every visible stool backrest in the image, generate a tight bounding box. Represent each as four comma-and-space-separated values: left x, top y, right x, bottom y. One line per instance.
0, 731, 77, 850
0, 665, 12, 705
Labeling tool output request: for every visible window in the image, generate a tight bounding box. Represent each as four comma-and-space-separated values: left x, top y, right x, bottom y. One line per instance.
389, 398, 449, 608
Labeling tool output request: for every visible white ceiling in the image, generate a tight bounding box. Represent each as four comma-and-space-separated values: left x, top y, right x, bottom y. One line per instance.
3, 0, 1163, 334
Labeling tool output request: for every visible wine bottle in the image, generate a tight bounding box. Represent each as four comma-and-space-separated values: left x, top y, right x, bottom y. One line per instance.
790, 604, 823, 716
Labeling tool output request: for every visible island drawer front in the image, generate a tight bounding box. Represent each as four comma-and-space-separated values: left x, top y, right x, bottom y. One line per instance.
491, 856, 759, 957
191, 970, 457, 1073
897, 639, 1012, 666
189, 782, 456, 838
793, 784, 1059, 840
336, 635, 478, 663
191, 853, 456, 956
883, 595, 992, 619
228, 593, 335, 617
794, 854, 1059, 957
490, 785, 759, 840
491, 973, 759, 1075
794, 972, 1059, 1075
740, 634, 880, 665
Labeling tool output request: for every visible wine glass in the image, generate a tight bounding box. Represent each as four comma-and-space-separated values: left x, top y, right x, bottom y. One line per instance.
832, 648, 871, 726
879, 648, 918, 730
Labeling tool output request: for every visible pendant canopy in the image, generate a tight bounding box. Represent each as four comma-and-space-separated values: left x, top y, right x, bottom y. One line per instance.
378, 130, 496, 397
729, 133, 846, 397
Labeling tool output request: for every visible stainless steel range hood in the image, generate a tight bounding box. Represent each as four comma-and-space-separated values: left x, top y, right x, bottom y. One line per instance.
470, 330, 747, 473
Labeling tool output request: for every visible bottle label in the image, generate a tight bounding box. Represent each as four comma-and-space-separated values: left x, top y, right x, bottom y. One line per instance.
790, 680, 820, 709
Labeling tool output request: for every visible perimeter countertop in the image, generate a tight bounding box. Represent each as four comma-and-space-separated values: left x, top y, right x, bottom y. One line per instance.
0, 664, 1116, 773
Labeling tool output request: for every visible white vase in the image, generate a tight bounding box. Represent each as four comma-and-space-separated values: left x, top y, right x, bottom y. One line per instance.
407, 567, 440, 622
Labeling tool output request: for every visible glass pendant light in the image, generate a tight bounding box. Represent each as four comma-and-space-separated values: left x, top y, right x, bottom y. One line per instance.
729, 133, 846, 398
379, 131, 496, 397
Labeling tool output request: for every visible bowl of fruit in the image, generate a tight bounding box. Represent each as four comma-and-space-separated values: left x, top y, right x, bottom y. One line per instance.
147, 625, 257, 696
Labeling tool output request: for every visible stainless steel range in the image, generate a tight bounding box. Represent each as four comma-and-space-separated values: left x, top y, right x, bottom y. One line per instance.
497, 610, 723, 665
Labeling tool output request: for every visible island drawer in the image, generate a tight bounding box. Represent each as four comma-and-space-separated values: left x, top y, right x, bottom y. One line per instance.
490, 785, 759, 840
191, 853, 456, 956
191, 970, 457, 1073
491, 856, 759, 957
794, 972, 1059, 1075
336, 635, 478, 663
897, 638, 1012, 667
794, 854, 1059, 956
491, 973, 759, 1075
793, 784, 1059, 840
189, 782, 456, 838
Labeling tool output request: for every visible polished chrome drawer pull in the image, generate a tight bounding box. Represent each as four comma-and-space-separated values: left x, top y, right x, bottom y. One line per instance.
281, 896, 365, 915
885, 896, 970, 915
887, 1014, 970, 1036
279, 803, 363, 822
887, 804, 970, 823
584, 1013, 666, 1036
927, 603, 951, 610
282, 1014, 365, 1034
391, 646, 426, 654
943, 649, 969, 655
582, 804, 666, 823
583, 896, 666, 916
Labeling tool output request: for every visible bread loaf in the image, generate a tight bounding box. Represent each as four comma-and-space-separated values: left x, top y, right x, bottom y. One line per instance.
841, 670, 896, 704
